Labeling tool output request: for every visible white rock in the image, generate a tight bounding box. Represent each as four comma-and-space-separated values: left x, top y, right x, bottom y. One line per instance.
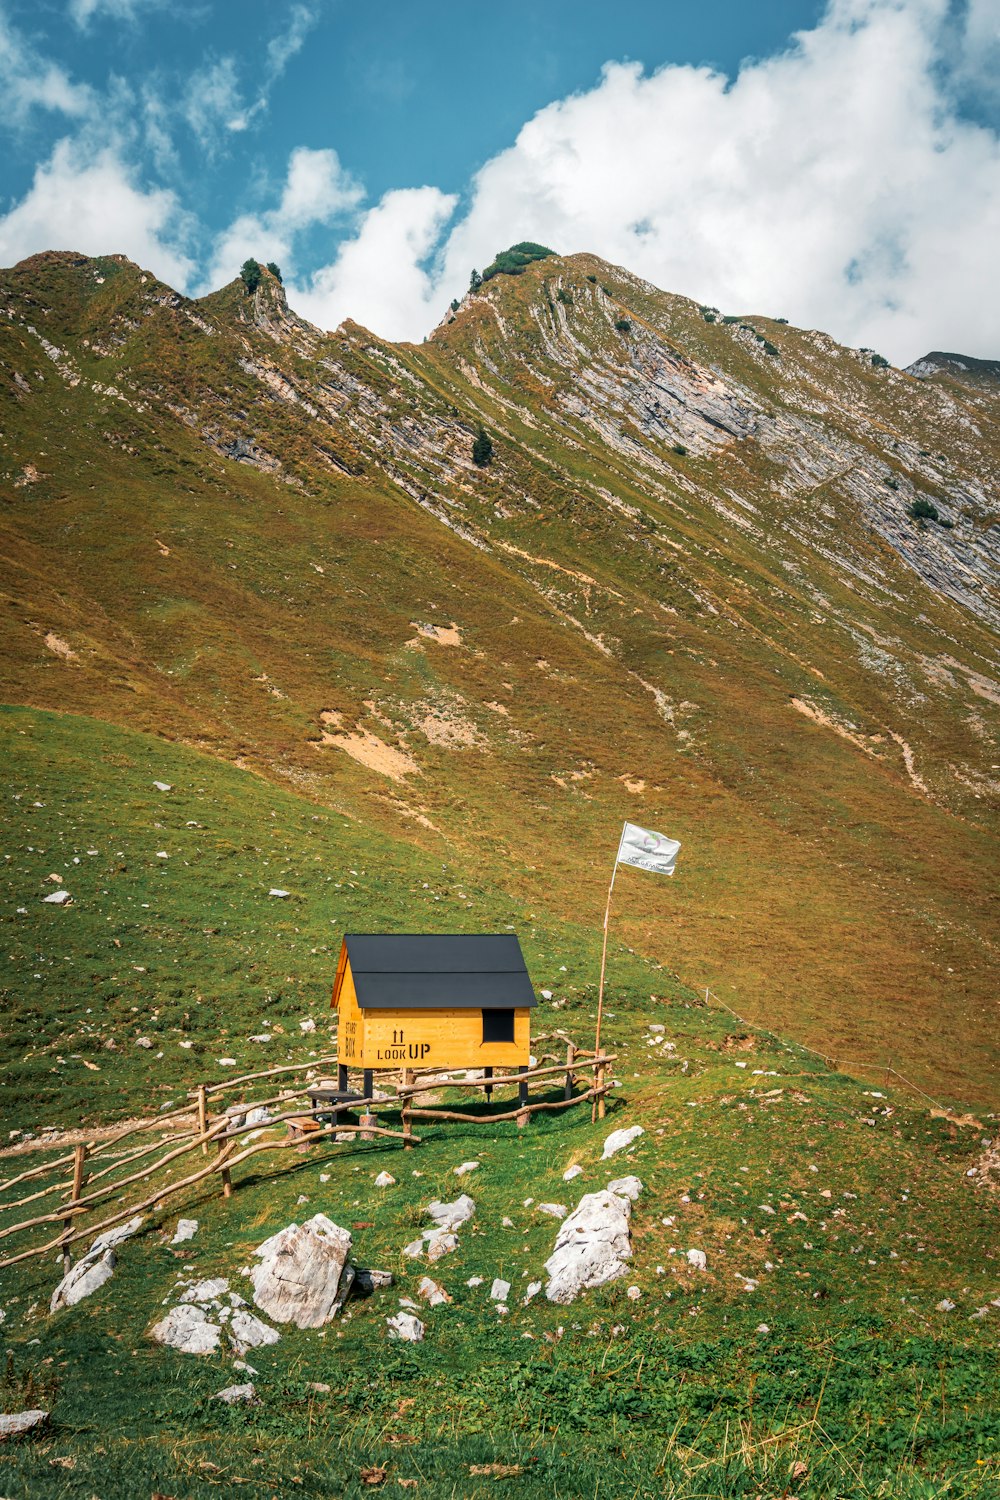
538, 1203, 568, 1218
540, 989, 553, 999
563, 1164, 584, 1182
156, 852, 169, 859
686, 1249, 707, 1271
756, 1324, 770, 1335
417, 1276, 451, 1307
228, 1309, 281, 1353
268, 888, 289, 898
936, 1298, 956, 1312
135, 1036, 153, 1048
244, 1106, 271, 1127
88, 1216, 145, 1260
374, 1171, 396, 1188
648, 1024, 665, 1034
491, 1279, 511, 1302
544, 1191, 634, 1304
387, 1312, 424, 1341
218, 1058, 237, 1067
213, 1383, 256, 1404
50, 1250, 116, 1313
501, 1217, 514, 1228
251, 1215, 353, 1328
180, 1277, 229, 1304
425, 1195, 475, 1230
466, 1276, 484, 1288
524, 1281, 542, 1304
153, 781, 172, 792
454, 1161, 479, 1177
299, 1018, 316, 1033
601, 1126, 644, 1159
402, 1238, 424, 1259
150, 1304, 221, 1355
627, 1285, 641, 1300
0, 1410, 48, 1437
42, 891, 70, 904
426, 1231, 459, 1262
607, 1176, 643, 1201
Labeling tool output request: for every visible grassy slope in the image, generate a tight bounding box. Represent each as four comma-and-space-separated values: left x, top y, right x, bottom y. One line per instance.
1, 716, 998, 1497
0, 249, 996, 1114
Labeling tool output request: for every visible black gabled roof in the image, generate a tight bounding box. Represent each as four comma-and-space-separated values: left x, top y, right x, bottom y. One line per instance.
343, 933, 536, 1011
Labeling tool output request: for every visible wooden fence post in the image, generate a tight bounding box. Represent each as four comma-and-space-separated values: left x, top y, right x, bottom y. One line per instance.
516, 1065, 529, 1127
885, 1058, 892, 1090
484, 1065, 493, 1101
597, 1060, 607, 1121
564, 1042, 576, 1102
197, 1085, 208, 1155
61, 1143, 88, 1274
216, 1138, 232, 1199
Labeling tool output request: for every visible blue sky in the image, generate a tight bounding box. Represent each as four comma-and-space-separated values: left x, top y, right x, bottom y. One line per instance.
1, 0, 998, 360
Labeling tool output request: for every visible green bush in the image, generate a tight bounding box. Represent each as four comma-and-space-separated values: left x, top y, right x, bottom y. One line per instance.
240, 258, 262, 294
586, 274, 597, 283
615, 318, 632, 333
472, 426, 493, 467
266, 261, 283, 284
909, 496, 939, 522
672, 442, 688, 456
480, 242, 554, 282
700, 307, 718, 323
871, 353, 891, 368
556, 288, 573, 306
721, 314, 741, 324
469, 269, 482, 292
450, 298, 460, 313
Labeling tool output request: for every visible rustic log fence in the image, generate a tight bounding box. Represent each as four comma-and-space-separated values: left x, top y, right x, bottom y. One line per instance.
0, 1036, 615, 1274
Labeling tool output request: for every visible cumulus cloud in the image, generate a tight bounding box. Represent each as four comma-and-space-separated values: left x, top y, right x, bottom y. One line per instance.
199, 145, 362, 293
303, 0, 1000, 360
0, 138, 195, 287
290, 186, 457, 335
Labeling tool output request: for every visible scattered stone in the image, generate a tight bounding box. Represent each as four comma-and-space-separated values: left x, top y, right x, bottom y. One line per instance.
218, 1058, 237, 1067
300, 1018, 316, 1033
537, 1203, 568, 1218
228, 1309, 281, 1354
606, 1176, 643, 1201
402, 1239, 424, 1260
426, 1231, 459, 1262
425, 1195, 475, 1230
648, 1024, 665, 1034
268, 889, 290, 898
454, 1161, 480, 1177
686, 1249, 707, 1271
756, 1324, 770, 1335
251, 1214, 353, 1328
524, 1281, 542, 1304
544, 1190, 634, 1304
180, 1277, 229, 1304
213, 1383, 257, 1404
41, 891, 70, 905
307, 1382, 331, 1394
153, 781, 172, 792
0, 1410, 48, 1439
135, 1036, 153, 1048
353, 1269, 393, 1297
627, 1285, 641, 1300
501, 1216, 514, 1228
386, 1312, 424, 1342
50, 1250, 116, 1313
936, 1298, 956, 1312
417, 1276, 451, 1307
374, 1171, 396, 1188
150, 1303, 221, 1355
491, 1278, 511, 1302
563, 1164, 584, 1182
601, 1126, 644, 1159
466, 1276, 484, 1288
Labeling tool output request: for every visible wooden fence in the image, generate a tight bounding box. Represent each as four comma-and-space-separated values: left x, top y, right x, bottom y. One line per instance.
0, 1037, 615, 1274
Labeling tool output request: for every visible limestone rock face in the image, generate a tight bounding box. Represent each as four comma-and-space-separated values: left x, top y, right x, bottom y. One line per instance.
50, 1250, 116, 1313
250, 1213, 353, 1328
544, 1189, 634, 1304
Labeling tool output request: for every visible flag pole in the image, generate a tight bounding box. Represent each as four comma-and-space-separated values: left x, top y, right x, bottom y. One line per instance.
594, 823, 627, 1059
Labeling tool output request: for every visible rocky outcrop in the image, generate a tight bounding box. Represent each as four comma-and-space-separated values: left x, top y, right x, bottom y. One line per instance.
250, 1213, 354, 1328
544, 1184, 639, 1304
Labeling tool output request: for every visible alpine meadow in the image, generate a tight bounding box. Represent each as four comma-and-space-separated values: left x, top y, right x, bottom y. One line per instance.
0, 240, 997, 1499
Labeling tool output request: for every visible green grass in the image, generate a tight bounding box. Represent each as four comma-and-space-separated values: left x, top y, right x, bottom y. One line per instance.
1, 711, 998, 1498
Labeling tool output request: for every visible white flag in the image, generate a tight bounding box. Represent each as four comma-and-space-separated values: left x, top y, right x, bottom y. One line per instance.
616, 822, 680, 876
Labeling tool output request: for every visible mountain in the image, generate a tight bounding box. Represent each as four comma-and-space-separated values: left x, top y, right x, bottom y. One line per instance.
906, 349, 1000, 390
1, 248, 997, 1106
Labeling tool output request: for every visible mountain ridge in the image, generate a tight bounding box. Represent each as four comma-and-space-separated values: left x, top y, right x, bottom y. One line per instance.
1, 245, 997, 1105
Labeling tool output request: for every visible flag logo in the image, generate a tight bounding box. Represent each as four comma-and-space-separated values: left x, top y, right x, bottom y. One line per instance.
616, 821, 681, 876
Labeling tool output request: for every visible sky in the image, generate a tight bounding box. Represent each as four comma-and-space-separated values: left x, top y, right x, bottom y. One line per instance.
0, 0, 998, 363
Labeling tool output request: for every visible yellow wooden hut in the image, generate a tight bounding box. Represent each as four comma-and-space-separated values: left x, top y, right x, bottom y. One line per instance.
330, 933, 536, 1092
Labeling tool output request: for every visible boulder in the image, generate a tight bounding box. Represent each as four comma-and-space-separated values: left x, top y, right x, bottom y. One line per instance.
454, 1161, 479, 1177
180, 1277, 229, 1304
374, 1171, 396, 1188
417, 1276, 450, 1307
386, 1312, 424, 1342
213, 1383, 257, 1404
425, 1195, 475, 1230
50, 1249, 116, 1313
606, 1176, 643, 1201
686, 1249, 707, 1271
42, 891, 70, 904
425, 1231, 459, 1262
250, 1214, 353, 1328
228, 1308, 281, 1353
0, 1409, 48, 1439
544, 1190, 634, 1304
171, 1218, 198, 1245
537, 1203, 568, 1218
150, 1303, 222, 1355
490, 1278, 511, 1302
601, 1126, 644, 1159
563, 1164, 584, 1182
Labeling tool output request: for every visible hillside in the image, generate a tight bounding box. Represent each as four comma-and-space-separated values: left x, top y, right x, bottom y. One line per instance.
0, 247, 998, 1108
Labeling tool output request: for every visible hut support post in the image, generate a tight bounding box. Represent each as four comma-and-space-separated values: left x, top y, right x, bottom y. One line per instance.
338, 1064, 349, 1093
363, 1068, 373, 1100
62, 1143, 87, 1274
484, 1065, 493, 1101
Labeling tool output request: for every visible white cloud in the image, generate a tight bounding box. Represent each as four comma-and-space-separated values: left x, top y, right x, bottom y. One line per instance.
68, 0, 166, 27
290, 186, 457, 335
299, 0, 1000, 361
266, 2, 318, 79
0, 137, 195, 288
183, 58, 249, 146
0, 9, 92, 123
200, 145, 362, 293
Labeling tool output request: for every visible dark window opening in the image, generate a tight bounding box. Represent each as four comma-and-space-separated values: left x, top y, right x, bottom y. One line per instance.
482, 1007, 515, 1044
